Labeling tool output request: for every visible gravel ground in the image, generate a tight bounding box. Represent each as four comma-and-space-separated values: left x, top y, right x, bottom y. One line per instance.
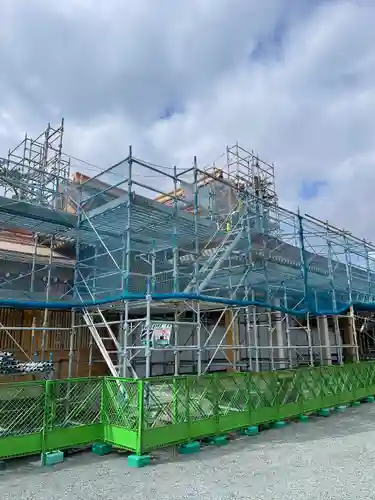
1, 403, 375, 500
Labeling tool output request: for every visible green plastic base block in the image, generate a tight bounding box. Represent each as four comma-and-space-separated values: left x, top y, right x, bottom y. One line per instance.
244, 425, 259, 436
351, 401, 361, 407
209, 435, 228, 446
298, 415, 309, 422
364, 396, 375, 403
128, 454, 150, 468
272, 420, 287, 429
318, 408, 330, 417
334, 405, 347, 412
43, 450, 64, 466
92, 443, 113, 456
178, 441, 201, 454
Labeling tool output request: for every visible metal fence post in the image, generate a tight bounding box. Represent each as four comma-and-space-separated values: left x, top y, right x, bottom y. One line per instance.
136, 379, 145, 456
246, 372, 253, 421
172, 376, 181, 426
41, 380, 54, 465
100, 377, 106, 440
212, 374, 220, 433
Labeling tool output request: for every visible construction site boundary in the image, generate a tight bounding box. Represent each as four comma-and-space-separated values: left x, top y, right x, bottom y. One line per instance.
1, 362, 375, 462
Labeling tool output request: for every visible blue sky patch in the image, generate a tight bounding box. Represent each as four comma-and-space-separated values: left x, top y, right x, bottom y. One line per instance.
299, 180, 328, 200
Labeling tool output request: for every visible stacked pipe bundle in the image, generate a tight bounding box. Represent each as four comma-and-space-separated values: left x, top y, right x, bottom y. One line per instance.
18, 361, 54, 373
0, 351, 17, 374
0, 351, 53, 375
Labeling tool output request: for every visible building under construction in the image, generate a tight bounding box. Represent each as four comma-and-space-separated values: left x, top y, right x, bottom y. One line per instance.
0, 119, 374, 380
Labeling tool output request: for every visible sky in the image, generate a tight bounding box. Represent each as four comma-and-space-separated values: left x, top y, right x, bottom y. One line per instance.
0, 0, 374, 239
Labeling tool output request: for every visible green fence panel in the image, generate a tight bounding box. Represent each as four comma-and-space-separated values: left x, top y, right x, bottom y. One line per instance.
318, 365, 352, 408
246, 371, 281, 423
351, 362, 375, 399
187, 374, 223, 438
2, 362, 375, 461
44, 377, 103, 453
139, 371, 291, 453
140, 377, 181, 452
135, 363, 375, 454
0, 380, 45, 459
102, 377, 140, 452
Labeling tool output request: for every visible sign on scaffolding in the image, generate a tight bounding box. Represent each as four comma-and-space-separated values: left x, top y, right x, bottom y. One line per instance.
141, 323, 173, 347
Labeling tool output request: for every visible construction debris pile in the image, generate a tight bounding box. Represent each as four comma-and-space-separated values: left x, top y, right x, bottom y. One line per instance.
0, 351, 54, 375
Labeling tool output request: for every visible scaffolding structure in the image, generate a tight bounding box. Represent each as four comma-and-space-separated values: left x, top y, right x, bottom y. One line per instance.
0, 118, 70, 210
0, 121, 375, 379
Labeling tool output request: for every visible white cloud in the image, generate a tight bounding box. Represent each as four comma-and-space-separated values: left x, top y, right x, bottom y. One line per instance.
0, 0, 375, 238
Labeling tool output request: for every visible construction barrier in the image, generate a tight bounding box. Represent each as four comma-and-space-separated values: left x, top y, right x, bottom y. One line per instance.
1, 362, 375, 462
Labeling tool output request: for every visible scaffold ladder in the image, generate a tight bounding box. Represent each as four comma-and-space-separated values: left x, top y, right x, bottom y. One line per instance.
184, 208, 245, 293
82, 307, 137, 378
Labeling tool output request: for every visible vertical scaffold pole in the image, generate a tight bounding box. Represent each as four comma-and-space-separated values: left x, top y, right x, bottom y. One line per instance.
364, 239, 372, 301
244, 285, 252, 371
119, 231, 126, 377
193, 156, 202, 375
122, 145, 133, 378
267, 310, 275, 371
30, 233, 38, 293
252, 290, 259, 372
327, 225, 343, 364
174, 308, 180, 376
145, 278, 152, 379
306, 313, 314, 367
297, 212, 314, 366
118, 155, 129, 378
344, 234, 359, 362
314, 291, 324, 364
244, 188, 253, 371
123, 302, 129, 378
297, 211, 309, 307
172, 165, 180, 376
172, 165, 179, 294
151, 241, 156, 293
284, 288, 293, 368
88, 246, 98, 378
256, 177, 273, 371
273, 298, 286, 369
349, 305, 359, 362
69, 181, 82, 378
55, 118, 65, 210
41, 235, 53, 362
